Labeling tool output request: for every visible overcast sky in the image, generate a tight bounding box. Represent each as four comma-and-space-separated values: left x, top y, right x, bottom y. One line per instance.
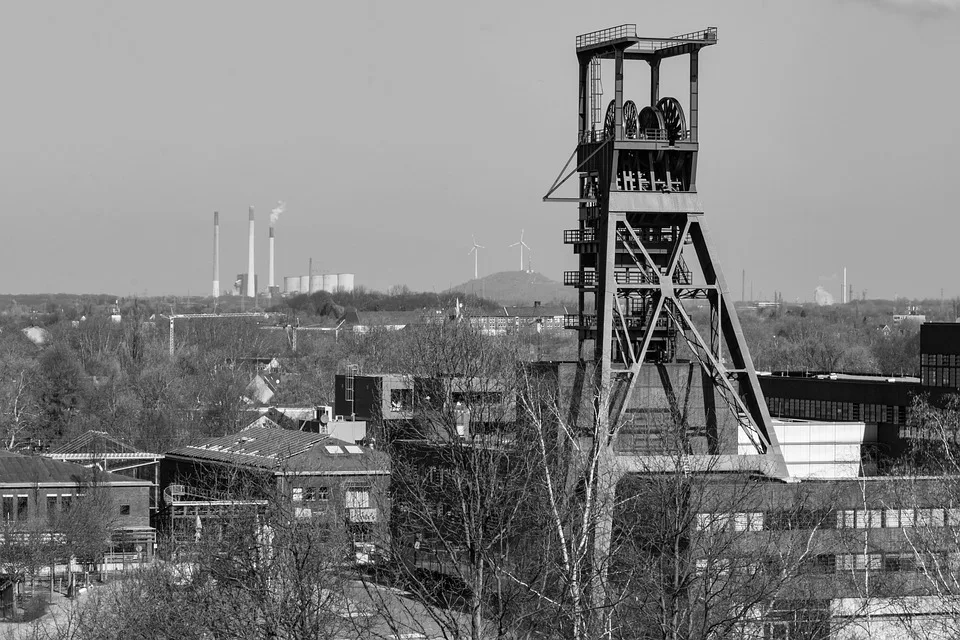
2, 0, 959, 301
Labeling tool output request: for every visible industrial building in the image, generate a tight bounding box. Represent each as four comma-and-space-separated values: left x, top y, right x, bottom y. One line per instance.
208, 207, 353, 298
282, 272, 355, 296
159, 425, 389, 559
0, 449, 155, 606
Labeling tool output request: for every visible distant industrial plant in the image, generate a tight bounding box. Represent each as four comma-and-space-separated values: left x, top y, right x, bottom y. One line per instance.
210, 205, 356, 299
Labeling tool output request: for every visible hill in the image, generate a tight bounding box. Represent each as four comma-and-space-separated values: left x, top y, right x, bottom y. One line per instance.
446, 271, 576, 307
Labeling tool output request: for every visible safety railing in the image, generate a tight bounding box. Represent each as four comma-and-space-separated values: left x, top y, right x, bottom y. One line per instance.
564, 271, 598, 287
615, 269, 656, 285
579, 128, 691, 144
564, 314, 597, 330
625, 27, 718, 53
576, 24, 637, 49
564, 228, 597, 244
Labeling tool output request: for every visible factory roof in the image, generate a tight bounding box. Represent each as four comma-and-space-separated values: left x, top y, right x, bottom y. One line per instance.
165, 426, 386, 475
0, 451, 151, 486
48, 430, 146, 456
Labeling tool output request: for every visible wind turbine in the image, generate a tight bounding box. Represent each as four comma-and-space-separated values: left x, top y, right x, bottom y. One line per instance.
468, 235, 485, 280
509, 230, 531, 272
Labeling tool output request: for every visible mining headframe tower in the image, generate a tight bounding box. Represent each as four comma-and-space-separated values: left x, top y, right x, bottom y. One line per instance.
544, 25, 788, 479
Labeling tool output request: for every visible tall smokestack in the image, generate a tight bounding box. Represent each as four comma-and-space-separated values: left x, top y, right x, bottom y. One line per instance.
212, 212, 220, 298
843, 267, 847, 304
267, 202, 284, 292
269, 226, 275, 288
247, 206, 255, 298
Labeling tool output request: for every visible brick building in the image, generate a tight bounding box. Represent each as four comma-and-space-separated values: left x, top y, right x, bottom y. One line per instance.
160, 426, 389, 558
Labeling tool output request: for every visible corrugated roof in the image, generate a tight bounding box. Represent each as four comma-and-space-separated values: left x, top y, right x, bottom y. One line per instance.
164, 427, 386, 475
0, 451, 151, 486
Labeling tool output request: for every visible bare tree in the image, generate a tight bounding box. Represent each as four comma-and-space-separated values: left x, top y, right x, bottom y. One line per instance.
360, 322, 545, 640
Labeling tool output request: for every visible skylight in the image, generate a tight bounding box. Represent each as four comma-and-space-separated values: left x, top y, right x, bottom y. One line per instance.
325, 445, 343, 454
345, 445, 364, 454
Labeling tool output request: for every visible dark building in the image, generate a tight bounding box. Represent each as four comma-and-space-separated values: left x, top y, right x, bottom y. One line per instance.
334, 373, 510, 444
920, 322, 960, 388
757, 322, 960, 468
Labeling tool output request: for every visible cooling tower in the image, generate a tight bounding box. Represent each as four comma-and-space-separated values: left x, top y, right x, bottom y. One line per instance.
310, 275, 323, 293
322, 274, 338, 292
283, 276, 300, 294
337, 273, 354, 292
299, 275, 310, 293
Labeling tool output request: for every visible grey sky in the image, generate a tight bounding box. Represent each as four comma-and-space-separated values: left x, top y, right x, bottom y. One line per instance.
2, 1, 959, 301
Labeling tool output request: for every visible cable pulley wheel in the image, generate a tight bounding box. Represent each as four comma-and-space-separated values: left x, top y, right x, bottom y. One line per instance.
638, 106, 666, 139
623, 100, 639, 139
603, 100, 616, 139
656, 97, 686, 142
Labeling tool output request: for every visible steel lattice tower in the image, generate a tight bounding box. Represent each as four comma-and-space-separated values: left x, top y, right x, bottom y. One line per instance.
544, 25, 788, 479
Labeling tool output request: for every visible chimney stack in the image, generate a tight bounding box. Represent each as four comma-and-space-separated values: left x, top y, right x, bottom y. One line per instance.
212, 211, 220, 298
843, 267, 847, 304
247, 206, 256, 298
269, 225, 275, 289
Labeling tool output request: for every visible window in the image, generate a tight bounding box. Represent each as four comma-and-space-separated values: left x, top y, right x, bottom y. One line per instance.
2, 496, 12, 522
16, 496, 27, 521
734, 512, 764, 532
801, 554, 835, 574
900, 508, 915, 527
305, 487, 329, 502
119, 505, 131, 516
47, 495, 58, 521
345, 487, 370, 510
292, 487, 303, 502
836, 510, 856, 529
390, 388, 413, 411
947, 508, 960, 527
917, 508, 946, 528
856, 510, 882, 529
60, 495, 72, 512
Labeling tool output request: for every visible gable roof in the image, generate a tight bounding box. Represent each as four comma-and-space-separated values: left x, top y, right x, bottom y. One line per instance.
164, 427, 385, 475
0, 451, 151, 486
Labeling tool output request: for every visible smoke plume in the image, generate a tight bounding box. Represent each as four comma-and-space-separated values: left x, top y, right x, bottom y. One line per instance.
270, 201, 286, 225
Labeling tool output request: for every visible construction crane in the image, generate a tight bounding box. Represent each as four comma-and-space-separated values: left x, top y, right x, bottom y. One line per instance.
163, 313, 268, 357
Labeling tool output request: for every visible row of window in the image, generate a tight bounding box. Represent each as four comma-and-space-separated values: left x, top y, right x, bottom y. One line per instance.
3, 494, 130, 524
766, 397, 906, 425
696, 507, 960, 533
292, 487, 329, 503
693, 551, 952, 579
803, 551, 951, 574
920, 365, 960, 388
291, 486, 370, 509
921, 353, 960, 366
835, 507, 959, 529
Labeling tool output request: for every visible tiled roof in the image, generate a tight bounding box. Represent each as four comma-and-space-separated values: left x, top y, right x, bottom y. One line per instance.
165, 427, 386, 475
0, 451, 151, 486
